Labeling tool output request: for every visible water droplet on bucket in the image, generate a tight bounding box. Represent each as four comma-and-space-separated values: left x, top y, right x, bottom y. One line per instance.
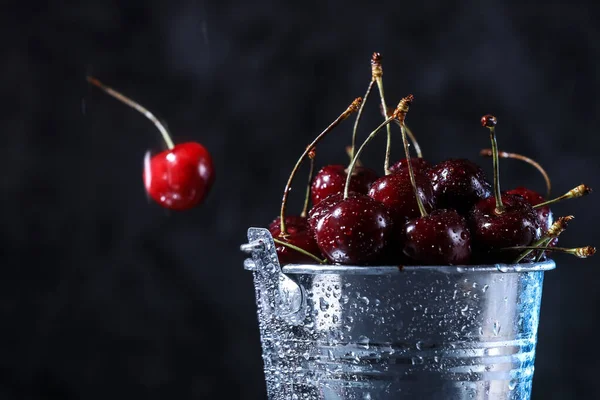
493, 320, 501, 336
358, 335, 370, 349
411, 356, 424, 365
319, 297, 329, 311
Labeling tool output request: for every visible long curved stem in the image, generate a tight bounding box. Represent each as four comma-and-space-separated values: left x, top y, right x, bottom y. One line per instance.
401, 122, 427, 217
273, 238, 327, 264
371, 53, 393, 175
86, 76, 175, 150
377, 79, 393, 175
487, 126, 504, 213
300, 152, 316, 218
344, 117, 396, 199
350, 80, 374, 161
508, 245, 595, 258
280, 98, 361, 234
480, 149, 551, 198
401, 123, 423, 158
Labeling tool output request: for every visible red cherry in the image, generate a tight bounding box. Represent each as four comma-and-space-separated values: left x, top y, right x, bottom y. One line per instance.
87, 77, 215, 210
307, 192, 344, 233
143, 142, 215, 210
368, 172, 436, 223
389, 157, 431, 175
268, 216, 322, 264
403, 209, 472, 265
470, 115, 542, 263
311, 165, 378, 206
427, 159, 492, 215
469, 194, 542, 262
506, 187, 553, 235
314, 194, 393, 264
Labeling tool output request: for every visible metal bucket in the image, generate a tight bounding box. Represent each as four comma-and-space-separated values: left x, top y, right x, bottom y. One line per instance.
241, 227, 555, 400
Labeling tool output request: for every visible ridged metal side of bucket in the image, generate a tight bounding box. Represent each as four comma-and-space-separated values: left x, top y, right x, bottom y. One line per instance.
242, 227, 555, 400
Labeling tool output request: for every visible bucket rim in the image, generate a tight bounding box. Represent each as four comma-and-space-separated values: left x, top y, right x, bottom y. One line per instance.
281, 259, 556, 275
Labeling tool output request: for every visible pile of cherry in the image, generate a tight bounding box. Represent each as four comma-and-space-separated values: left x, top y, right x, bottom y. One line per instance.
269, 53, 595, 266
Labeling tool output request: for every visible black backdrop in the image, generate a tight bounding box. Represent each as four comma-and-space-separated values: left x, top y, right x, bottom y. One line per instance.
3, 1, 599, 399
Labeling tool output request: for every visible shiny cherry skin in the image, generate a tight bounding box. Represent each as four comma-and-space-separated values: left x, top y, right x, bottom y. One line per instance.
311, 165, 378, 206
403, 209, 472, 265
368, 172, 436, 224
506, 187, 553, 234
143, 142, 215, 210
314, 194, 393, 265
307, 192, 344, 233
469, 194, 542, 263
428, 159, 492, 215
269, 216, 323, 265
389, 158, 431, 175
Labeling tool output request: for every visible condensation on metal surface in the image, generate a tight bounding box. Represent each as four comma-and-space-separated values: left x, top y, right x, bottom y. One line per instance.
242, 227, 555, 400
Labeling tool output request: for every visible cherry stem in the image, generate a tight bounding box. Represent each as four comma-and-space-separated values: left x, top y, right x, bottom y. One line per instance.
280, 98, 362, 235
481, 116, 504, 213
401, 121, 427, 217
86, 76, 175, 150
534, 238, 552, 262
272, 238, 327, 264
344, 96, 411, 200
505, 245, 596, 258
344, 116, 397, 199
480, 149, 551, 199
533, 184, 592, 209
513, 215, 573, 263
345, 146, 363, 168
397, 122, 423, 158
372, 53, 393, 175
350, 80, 374, 161
380, 107, 423, 158
300, 151, 316, 218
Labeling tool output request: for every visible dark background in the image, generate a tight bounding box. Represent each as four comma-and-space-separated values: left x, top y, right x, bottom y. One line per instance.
3, 0, 599, 399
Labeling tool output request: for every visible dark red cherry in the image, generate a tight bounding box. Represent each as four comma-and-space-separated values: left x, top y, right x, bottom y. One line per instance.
469, 194, 542, 263
143, 142, 215, 210
311, 165, 378, 206
389, 158, 431, 175
403, 209, 472, 265
269, 216, 322, 265
427, 159, 492, 215
314, 194, 393, 265
368, 172, 435, 223
506, 187, 553, 234
307, 192, 344, 233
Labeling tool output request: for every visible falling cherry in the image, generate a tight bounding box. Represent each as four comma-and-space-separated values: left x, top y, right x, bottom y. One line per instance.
87, 77, 215, 211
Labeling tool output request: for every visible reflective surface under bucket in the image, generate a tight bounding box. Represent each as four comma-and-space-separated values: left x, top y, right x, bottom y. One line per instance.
241, 227, 555, 400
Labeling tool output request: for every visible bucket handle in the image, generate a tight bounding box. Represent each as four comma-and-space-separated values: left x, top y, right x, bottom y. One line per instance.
240, 227, 306, 324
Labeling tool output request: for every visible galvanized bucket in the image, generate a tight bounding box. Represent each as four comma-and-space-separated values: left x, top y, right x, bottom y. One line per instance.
241, 227, 555, 400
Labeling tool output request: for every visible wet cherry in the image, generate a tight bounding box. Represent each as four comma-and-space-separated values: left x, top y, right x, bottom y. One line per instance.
391, 96, 471, 265
507, 187, 553, 239
403, 209, 472, 265
311, 165, 378, 206
389, 157, 431, 175
307, 192, 344, 233
427, 159, 492, 215
469, 115, 541, 262
275, 98, 362, 264
314, 194, 393, 264
87, 77, 215, 210
268, 216, 322, 264
313, 102, 403, 264
368, 171, 435, 223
